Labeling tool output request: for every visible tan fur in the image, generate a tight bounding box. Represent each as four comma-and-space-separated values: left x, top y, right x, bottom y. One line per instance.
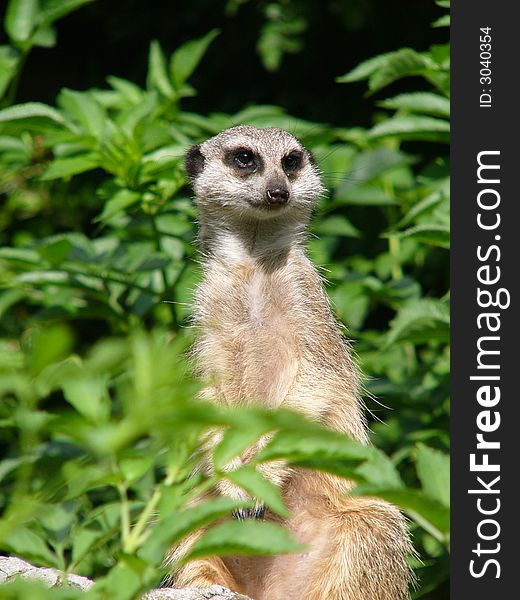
168, 126, 413, 599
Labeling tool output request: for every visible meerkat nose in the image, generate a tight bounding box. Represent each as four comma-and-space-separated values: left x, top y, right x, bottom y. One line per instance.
266, 188, 290, 205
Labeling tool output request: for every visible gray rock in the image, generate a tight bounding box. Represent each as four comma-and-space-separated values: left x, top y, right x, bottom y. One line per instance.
0, 556, 93, 590
141, 585, 251, 599
0, 557, 252, 599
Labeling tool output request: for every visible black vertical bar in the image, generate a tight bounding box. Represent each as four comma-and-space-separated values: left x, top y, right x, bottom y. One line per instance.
452, 2, 519, 598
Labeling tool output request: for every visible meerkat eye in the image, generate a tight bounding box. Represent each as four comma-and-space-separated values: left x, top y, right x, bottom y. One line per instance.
233, 150, 255, 168
282, 151, 303, 173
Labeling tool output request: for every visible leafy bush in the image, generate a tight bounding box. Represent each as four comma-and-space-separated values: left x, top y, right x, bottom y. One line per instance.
0, 1, 449, 598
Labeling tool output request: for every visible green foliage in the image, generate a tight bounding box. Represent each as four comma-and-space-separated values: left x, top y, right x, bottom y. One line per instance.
1, 0, 95, 104
0, 1, 449, 598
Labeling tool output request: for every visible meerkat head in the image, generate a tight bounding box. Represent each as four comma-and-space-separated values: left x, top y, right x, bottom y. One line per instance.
184, 126, 324, 221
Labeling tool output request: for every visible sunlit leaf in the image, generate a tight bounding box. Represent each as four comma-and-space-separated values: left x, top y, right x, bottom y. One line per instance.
95, 189, 141, 223
387, 298, 450, 346
147, 40, 175, 98
170, 29, 220, 89
0, 102, 74, 128
378, 92, 450, 117
40, 154, 99, 179
415, 444, 450, 508
188, 520, 303, 560
39, 0, 95, 26
5, 0, 40, 44
225, 466, 288, 516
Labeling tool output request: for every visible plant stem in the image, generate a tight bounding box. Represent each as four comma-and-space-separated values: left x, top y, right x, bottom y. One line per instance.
3, 51, 29, 108
124, 485, 162, 553
388, 235, 403, 280
117, 480, 131, 548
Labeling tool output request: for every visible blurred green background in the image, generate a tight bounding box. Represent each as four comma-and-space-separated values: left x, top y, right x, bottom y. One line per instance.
0, 1, 449, 599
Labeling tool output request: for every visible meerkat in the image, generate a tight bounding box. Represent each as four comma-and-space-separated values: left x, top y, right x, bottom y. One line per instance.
169, 126, 413, 600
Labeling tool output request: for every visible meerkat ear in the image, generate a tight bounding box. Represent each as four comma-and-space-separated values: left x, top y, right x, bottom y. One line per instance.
185, 144, 205, 181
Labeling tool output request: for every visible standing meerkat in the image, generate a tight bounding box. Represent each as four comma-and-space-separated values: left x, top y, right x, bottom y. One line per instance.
170, 126, 413, 600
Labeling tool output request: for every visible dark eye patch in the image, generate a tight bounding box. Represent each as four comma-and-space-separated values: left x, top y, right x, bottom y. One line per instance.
224, 147, 261, 174
282, 151, 303, 174
234, 149, 255, 167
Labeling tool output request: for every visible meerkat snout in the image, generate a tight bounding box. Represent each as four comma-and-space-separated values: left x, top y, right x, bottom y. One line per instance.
185, 125, 324, 219
266, 186, 289, 205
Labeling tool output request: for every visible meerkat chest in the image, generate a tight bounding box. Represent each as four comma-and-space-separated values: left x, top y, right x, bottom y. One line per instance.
237, 266, 300, 336
197, 263, 301, 405
200, 261, 299, 330
245, 270, 287, 327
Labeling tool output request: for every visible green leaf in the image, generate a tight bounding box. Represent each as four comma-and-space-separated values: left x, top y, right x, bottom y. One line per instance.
397, 185, 448, 228
139, 497, 250, 564
387, 298, 450, 346
2, 525, 59, 567
58, 88, 107, 138
337, 184, 396, 206
62, 374, 110, 423
39, 502, 77, 543
147, 40, 175, 98
95, 189, 141, 222
393, 224, 450, 249
341, 148, 414, 186
188, 519, 303, 560
336, 51, 398, 83
5, 0, 40, 44
368, 48, 438, 94
0, 289, 26, 321
257, 427, 370, 466
257, 16, 306, 72
337, 48, 438, 95
351, 488, 449, 543
355, 449, 404, 490
377, 92, 450, 118
368, 116, 450, 142
120, 455, 155, 483
331, 281, 370, 330
135, 254, 170, 272
72, 527, 105, 567
40, 154, 99, 180
28, 324, 74, 376
226, 466, 288, 516
311, 215, 360, 238
415, 444, 450, 508
35, 237, 72, 264
0, 45, 20, 97
117, 90, 158, 137
31, 24, 57, 47
0, 102, 73, 127
92, 556, 145, 600
0, 246, 40, 262
170, 29, 220, 90
266, 423, 404, 489
39, 0, 95, 27
107, 75, 144, 104
0, 134, 30, 153
213, 421, 272, 470
432, 15, 450, 28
